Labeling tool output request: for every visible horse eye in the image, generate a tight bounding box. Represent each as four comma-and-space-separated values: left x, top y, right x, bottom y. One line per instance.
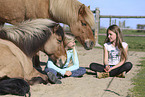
57, 39, 62, 43
81, 22, 86, 26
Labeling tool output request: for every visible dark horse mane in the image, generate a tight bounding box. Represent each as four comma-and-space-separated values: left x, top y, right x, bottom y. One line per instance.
0, 19, 64, 57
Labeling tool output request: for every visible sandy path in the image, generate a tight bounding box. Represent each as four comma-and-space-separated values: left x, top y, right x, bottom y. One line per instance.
4, 47, 145, 97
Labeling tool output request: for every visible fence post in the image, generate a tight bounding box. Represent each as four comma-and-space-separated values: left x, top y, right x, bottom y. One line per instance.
109, 18, 111, 26
95, 8, 102, 47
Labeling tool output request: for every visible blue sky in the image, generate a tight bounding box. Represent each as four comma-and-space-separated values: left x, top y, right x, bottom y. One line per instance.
78, 0, 145, 28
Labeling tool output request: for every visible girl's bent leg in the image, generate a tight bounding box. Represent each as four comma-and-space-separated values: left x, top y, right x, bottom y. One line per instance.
90, 63, 110, 79
44, 68, 62, 84
89, 63, 105, 72
44, 67, 57, 76
71, 67, 86, 77
110, 62, 133, 77
124, 62, 133, 73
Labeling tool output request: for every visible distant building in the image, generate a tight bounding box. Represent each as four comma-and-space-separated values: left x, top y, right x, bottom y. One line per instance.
137, 24, 145, 32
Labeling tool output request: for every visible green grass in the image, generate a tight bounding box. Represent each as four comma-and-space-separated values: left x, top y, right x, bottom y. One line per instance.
77, 33, 145, 51
98, 32, 145, 51
131, 58, 145, 97
99, 28, 145, 35
124, 36, 145, 51
122, 30, 145, 35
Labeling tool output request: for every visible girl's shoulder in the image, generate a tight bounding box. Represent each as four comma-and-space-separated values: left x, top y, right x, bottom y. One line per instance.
122, 42, 128, 45
122, 42, 128, 48
103, 42, 112, 50
67, 49, 73, 53
104, 42, 111, 47
67, 47, 76, 54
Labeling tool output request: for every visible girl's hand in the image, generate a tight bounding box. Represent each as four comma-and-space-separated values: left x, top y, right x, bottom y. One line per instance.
65, 71, 72, 76
107, 68, 113, 72
104, 65, 110, 72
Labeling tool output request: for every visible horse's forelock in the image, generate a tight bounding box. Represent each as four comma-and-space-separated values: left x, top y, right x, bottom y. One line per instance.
84, 6, 95, 27
54, 25, 64, 40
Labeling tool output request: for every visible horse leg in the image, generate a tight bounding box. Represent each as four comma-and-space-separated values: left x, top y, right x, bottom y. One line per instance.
32, 52, 40, 67
32, 52, 43, 72
24, 60, 49, 85
27, 69, 49, 85
27, 77, 48, 85
0, 22, 5, 26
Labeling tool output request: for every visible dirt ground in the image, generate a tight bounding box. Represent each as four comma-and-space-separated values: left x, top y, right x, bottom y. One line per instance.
4, 46, 145, 97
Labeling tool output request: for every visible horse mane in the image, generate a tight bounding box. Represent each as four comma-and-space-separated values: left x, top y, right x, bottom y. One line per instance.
0, 19, 57, 57
49, 0, 95, 27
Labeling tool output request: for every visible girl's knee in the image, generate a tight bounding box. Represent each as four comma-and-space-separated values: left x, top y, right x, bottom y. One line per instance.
124, 62, 133, 71
126, 62, 133, 68
79, 67, 86, 73
89, 63, 96, 69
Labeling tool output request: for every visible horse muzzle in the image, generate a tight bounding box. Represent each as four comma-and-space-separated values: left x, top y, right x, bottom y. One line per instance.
84, 40, 94, 50
56, 55, 67, 67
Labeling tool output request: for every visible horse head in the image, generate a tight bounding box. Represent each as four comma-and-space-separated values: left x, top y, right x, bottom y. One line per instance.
0, 0, 95, 50
69, 4, 95, 50
42, 24, 67, 64
0, 19, 67, 66
49, 1, 95, 50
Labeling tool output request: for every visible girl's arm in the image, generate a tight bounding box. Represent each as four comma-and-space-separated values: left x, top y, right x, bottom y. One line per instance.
47, 59, 66, 76
63, 48, 79, 71
104, 47, 110, 71
104, 46, 108, 65
108, 45, 128, 72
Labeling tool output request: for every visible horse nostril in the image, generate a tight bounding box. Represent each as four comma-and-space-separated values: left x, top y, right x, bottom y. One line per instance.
58, 59, 63, 67
91, 41, 94, 47
84, 41, 94, 50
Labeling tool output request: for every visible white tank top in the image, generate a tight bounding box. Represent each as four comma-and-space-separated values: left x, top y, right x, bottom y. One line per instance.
104, 42, 128, 65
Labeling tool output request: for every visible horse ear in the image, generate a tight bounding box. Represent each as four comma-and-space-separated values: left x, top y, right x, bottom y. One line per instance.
53, 24, 60, 32
79, 4, 86, 15
88, 5, 90, 9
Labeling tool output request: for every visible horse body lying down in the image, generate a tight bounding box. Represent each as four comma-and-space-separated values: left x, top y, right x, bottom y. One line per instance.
0, 39, 42, 80
0, 19, 67, 96
0, 19, 66, 81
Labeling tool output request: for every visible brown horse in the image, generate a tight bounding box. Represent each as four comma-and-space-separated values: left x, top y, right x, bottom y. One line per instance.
0, 19, 66, 85
0, 0, 95, 50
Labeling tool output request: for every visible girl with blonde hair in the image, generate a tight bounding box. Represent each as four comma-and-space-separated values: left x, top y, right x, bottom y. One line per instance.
89, 25, 132, 78
45, 32, 86, 84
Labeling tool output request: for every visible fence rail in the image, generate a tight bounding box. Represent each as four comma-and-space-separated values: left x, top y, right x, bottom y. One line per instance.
92, 8, 145, 46
100, 15, 145, 18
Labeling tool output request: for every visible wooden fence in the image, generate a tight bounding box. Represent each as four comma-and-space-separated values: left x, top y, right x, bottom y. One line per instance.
93, 8, 145, 46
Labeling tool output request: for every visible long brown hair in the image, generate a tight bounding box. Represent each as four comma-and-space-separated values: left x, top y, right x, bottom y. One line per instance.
104, 25, 127, 61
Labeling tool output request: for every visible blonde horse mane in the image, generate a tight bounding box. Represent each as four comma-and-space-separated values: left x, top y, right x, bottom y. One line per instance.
0, 19, 57, 56
50, 0, 95, 27
4, 19, 56, 41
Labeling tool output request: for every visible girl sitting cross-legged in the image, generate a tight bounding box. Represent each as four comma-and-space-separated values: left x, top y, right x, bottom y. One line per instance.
45, 32, 86, 84
89, 25, 133, 79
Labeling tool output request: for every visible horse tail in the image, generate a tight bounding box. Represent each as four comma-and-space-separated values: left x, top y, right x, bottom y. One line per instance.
0, 77, 31, 97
